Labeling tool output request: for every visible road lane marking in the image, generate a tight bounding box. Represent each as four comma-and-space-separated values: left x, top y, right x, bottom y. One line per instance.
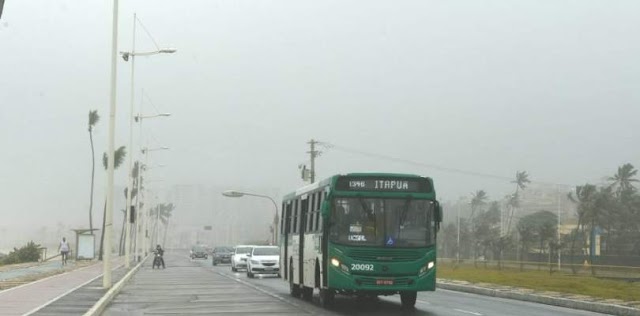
417, 299, 431, 305
454, 309, 483, 316
214, 271, 318, 315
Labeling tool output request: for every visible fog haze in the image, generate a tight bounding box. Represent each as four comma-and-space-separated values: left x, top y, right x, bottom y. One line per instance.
1, 1, 638, 248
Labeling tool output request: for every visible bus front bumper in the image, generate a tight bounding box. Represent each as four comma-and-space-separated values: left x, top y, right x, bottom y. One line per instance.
329, 268, 436, 293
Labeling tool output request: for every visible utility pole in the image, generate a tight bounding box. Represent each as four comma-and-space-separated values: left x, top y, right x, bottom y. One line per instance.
456, 202, 460, 266
556, 184, 562, 270
307, 139, 322, 183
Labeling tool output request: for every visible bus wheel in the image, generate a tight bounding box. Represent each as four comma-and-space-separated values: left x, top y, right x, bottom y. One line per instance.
302, 287, 313, 301
289, 269, 301, 298
400, 291, 417, 309
319, 289, 334, 308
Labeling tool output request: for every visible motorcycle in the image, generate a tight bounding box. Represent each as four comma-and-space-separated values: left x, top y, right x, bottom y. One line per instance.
152, 251, 165, 269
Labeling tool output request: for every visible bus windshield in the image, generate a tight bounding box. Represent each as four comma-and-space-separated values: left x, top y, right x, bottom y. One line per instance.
330, 198, 435, 247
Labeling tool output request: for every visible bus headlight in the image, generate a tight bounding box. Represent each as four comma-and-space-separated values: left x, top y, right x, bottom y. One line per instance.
331, 258, 340, 267
420, 261, 435, 275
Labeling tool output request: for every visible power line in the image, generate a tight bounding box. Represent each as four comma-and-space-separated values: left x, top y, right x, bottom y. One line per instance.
324, 142, 575, 187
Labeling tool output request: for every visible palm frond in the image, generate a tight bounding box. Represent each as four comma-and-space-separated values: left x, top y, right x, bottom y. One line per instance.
88, 110, 100, 131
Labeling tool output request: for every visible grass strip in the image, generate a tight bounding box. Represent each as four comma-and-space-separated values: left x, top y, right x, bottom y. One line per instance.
438, 265, 640, 302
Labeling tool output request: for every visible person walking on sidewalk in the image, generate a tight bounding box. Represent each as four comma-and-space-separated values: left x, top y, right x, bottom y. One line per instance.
59, 237, 70, 266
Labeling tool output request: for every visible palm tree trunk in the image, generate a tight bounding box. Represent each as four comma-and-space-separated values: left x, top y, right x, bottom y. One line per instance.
119, 212, 126, 255
569, 217, 582, 274
99, 199, 106, 260
89, 131, 96, 233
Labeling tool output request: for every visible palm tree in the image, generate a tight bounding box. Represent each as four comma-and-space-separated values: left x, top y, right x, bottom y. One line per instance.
98, 146, 126, 260
161, 203, 175, 246
608, 163, 638, 196
507, 171, 530, 234
470, 190, 488, 265
87, 110, 100, 234
567, 184, 597, 274
470, 190, 488, 220
149, 203, 175, 247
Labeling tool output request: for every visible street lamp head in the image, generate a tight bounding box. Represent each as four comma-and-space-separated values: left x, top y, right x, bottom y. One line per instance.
159, 113, 171, 117
159, 48, 177, 54
222, 190, 244, 198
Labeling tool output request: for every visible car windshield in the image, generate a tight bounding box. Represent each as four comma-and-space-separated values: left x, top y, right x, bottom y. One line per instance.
235, 247, 252, 254
193, 246, 205, 252
214, 247, 233, 253
252, 247, 279, 256
329, 198, 435, 247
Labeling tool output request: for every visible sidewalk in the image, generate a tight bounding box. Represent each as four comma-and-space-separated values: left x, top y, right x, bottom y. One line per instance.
0, 260, 84, 282
0, 257, 125, 316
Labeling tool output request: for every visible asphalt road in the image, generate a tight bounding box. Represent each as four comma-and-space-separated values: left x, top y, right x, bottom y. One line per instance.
104, 250, 609, 316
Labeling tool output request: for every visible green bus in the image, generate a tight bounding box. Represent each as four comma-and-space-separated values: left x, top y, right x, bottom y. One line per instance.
280, 173, 442, 308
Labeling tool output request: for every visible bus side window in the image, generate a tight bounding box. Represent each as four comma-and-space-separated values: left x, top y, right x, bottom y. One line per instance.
290, 199, 297, 234
281, 202, 286, 234
308, 197, 315, 232
315, 192, 322, 231
284, 202, 292, 234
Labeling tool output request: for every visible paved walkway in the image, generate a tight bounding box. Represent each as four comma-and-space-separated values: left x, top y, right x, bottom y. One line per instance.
0, 257, 124, 316
0, 261, 77, 281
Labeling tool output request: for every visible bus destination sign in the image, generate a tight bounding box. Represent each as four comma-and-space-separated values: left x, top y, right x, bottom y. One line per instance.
336, 177, 431, 193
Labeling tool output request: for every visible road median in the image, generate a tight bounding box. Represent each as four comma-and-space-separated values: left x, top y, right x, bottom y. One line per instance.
437, 279, 640, 316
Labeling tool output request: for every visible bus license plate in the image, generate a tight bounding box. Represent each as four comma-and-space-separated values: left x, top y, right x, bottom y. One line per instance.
376, 279, 394, 285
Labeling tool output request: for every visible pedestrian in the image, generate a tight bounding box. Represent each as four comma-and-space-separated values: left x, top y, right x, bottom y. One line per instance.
59, 237, 70, 266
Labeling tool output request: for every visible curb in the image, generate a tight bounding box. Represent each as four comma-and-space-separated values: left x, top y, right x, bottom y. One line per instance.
83, 256, 148, 316
437, 282, 640, 316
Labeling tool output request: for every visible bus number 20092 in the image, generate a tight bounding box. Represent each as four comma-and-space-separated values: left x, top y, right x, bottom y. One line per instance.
350, 263, 374, 271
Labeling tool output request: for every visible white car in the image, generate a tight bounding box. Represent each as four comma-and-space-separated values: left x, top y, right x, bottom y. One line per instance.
246, 246, 280, 278
231, 245, 254, 272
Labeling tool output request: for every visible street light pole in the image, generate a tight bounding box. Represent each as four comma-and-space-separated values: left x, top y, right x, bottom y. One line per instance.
120, 17, 175, 264
123, 12, 137, 270
103, 0, 119, 289
222, 190, 279, 245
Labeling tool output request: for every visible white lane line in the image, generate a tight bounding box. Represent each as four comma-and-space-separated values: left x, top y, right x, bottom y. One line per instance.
454, 308, 483, 316
214, 271, 318, 315
417, 299, 431, 305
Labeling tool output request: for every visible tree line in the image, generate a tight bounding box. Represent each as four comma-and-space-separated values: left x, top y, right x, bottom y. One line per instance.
438, 164, 640, 272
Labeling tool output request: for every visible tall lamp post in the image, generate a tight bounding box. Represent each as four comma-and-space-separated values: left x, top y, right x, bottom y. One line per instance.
103, 0, 119, 289
120, 13, 176, 268
222, 190, 279, 245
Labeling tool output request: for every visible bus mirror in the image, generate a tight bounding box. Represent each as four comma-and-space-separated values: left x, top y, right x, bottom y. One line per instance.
435, 202, 443, 223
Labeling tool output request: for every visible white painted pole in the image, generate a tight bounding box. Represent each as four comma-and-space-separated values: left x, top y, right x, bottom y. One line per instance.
103, 0, 119, 289
124, 12, 136, 270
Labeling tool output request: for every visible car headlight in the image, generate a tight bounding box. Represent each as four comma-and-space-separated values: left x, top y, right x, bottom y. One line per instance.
250, 260, 260, 265
331, 258, 340, 267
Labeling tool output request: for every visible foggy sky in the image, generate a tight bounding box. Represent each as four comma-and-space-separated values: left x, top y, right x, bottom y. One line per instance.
1, 1, 638, 239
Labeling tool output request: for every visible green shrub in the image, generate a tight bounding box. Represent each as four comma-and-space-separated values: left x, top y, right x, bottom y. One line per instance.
0, 241, 41, 265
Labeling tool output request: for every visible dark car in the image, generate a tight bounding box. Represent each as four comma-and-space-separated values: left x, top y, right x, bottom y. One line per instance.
212, 246, 234, 265
190, 245, 208, 260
